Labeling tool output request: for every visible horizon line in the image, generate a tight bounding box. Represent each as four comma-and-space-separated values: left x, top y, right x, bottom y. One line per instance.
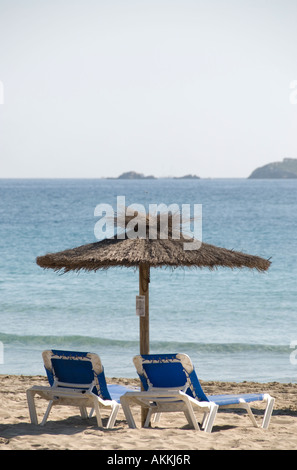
0, 176, 252, 180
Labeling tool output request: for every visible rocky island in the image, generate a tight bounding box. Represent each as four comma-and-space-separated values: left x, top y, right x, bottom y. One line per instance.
117, 171, 156, 179
248, 158, 297, 179
108, 171, 200, 179
173, 174, 200, 179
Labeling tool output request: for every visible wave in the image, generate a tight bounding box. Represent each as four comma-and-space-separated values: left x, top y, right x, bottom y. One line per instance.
0, 332, 290, 354
0, 332, 138, 349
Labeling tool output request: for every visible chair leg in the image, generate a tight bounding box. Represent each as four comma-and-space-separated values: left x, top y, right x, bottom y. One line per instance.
203, 404, 218, 433
79, 406, 88, 419
262, 396, 275, 429
147, 410, 162, 426
120, 396, 137, 429
144, 408, 153, 428
238, 401, 258, 427
152, 412, 161, 423
106, 403, 120, 429
200, 411, 209, 430
92, 399, 103, 427
183, 403, 200, 430
40, 400, 54, 426
26, 390, 38, 425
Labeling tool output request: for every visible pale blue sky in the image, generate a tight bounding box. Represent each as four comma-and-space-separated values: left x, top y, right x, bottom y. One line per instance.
0, 0, 297, 178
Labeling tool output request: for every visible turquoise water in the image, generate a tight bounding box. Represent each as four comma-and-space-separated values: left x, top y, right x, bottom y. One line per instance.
0, 178, 297, 383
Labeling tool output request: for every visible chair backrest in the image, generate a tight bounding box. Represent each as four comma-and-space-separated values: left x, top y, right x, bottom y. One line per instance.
42, 349, 112, 400
133, 353, 209, 402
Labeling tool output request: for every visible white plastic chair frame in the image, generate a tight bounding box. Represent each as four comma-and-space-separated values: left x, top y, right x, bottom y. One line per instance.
26, 350, 120, 428
27, 379, 120, 428
120, 353, 275, 433
120, 387, 219, 433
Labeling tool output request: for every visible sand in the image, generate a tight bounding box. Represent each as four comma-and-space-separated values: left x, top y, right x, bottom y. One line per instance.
0, 374, 296, 451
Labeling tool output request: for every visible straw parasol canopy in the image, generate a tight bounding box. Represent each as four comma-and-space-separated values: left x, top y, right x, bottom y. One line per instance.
36, 234, 270, 272
36, 211, 271, 356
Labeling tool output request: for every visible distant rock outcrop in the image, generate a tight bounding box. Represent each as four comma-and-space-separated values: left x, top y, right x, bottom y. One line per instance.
248, 158, 297, 179
116, 171, 156, 180
174, 174, 200, 179
111, 172, 200, 180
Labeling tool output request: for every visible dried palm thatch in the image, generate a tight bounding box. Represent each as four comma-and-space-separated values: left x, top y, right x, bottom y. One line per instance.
36, 236, 270, 273
36, 211, 271, 272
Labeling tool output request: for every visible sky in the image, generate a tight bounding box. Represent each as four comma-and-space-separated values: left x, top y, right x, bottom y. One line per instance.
0, 0, 297, 178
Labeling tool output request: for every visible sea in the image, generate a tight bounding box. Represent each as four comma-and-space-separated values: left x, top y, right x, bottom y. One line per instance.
0, 178, 297, 383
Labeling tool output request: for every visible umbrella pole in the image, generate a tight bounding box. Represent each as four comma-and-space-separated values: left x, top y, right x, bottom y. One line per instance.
139, 262, 150, 355
139, 262, 150, 427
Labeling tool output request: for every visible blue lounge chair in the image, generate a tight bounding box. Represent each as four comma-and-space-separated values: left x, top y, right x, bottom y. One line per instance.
26, 349, 134, 428
120, 353, 275, 433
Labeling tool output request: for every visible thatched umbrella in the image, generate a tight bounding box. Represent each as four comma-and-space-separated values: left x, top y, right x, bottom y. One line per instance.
36, 211, 271, 356
37, 211, 270, 426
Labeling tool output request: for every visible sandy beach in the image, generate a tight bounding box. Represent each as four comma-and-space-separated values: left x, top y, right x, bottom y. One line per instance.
0, 374, 296, 451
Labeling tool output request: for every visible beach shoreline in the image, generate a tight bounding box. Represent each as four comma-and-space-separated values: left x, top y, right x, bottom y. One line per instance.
0, 374, 296, 450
